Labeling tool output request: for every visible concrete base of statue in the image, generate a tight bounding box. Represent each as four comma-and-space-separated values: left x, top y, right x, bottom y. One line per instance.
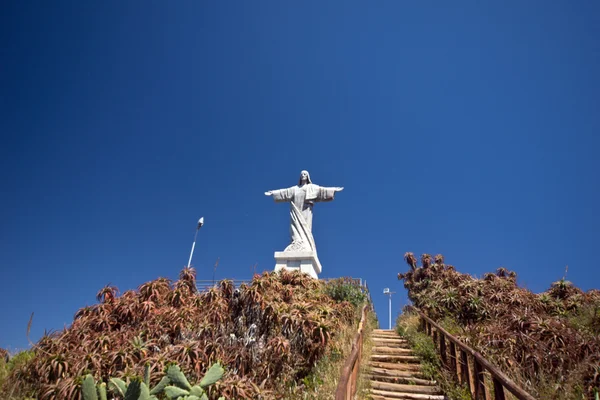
274, 251, 322, 279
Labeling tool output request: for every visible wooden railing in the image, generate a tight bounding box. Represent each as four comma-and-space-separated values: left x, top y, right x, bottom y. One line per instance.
410, 307, 536, 400
335, 303, 368, 400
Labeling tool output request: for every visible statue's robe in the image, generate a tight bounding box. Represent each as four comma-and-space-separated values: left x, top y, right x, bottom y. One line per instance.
271, 184, 337, 252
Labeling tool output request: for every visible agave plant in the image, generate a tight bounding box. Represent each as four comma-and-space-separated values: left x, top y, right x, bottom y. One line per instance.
96, 285, 119, 304
397, 251, 600, 399
9, 268, 364, 400
404, 252, 417, 270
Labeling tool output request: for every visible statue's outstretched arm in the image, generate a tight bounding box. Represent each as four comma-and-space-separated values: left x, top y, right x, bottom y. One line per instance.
266, 187, 294, 202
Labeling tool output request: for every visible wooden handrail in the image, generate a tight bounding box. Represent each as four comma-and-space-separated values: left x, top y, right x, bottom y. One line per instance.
335, 303, 368, 400
409, 306, 537, 400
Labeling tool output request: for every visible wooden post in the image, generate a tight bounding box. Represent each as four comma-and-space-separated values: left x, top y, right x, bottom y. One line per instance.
449, 341, 457, 378
440, 334, 447, 367
484, 373, 492, 400
456, 347, 463, 383
467, 354, 476, 398
493, 377, 506, 400
474, 358, 485, 400
460, 349, 469, 386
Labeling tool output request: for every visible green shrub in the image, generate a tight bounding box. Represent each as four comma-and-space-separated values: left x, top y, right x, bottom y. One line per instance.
324, 279, 366, 308
395, 313, 439, 379
0, 358, 7, 390
565, 301, 600, 336
0, 350, 35, 399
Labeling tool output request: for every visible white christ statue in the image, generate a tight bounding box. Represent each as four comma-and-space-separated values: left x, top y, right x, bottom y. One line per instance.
265, 170, 343, 253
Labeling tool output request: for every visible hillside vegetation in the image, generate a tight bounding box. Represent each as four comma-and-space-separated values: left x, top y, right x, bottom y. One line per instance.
397, 253, 600, 399
0, 268, 368, 399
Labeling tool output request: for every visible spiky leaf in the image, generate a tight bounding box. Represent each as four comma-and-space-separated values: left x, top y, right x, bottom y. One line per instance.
149, 376, 171, 395
82, 375, 98, 400
199, 363, 225, 388
164, 385, 190, 398
109, 378, 127, 397
166, 365, 192, 390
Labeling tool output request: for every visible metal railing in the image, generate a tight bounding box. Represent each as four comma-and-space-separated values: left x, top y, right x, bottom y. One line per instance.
197, 277, 372, 299
410, 306, 536, 400
196, 279, 249, 292
335, 303, 369, 400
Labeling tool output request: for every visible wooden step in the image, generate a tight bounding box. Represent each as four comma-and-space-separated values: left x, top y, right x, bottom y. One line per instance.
370, 364, 424, 378
373, 344, 411, 351
369, 368, 431, 381
372, 338, 406, 343
368, 361, 422, 371
366, 373, 434, 386
369, 389, 447, 399
372, 332, 401, 337
373, 341, 409, 348
368, 366, 427, 379
369, 380, 442, 395
372, 346, 414, 355
373, 337, 407, 343
371, 354, 420, 363
373, 343, 410, 348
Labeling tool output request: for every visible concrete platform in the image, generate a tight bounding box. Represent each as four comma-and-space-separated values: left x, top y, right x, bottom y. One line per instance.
274, 251, 322, 279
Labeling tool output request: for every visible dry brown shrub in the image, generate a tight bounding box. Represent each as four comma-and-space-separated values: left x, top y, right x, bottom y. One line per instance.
398, 253, 600, 399
3, 268, 365, 400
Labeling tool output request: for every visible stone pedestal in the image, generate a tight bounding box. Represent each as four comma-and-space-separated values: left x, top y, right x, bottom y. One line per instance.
274, 251, 322, 279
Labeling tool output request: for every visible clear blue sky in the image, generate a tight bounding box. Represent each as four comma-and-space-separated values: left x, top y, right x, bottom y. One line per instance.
1, 2, 599, 350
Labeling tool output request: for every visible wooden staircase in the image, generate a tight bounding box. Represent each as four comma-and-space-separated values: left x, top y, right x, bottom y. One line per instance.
368, 329, 446, 400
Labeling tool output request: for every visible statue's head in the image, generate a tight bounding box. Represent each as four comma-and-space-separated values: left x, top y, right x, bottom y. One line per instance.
298, 170, 312, 185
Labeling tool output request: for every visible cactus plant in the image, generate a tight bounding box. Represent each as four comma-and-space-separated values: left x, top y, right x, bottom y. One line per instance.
163, 363, 225, 400
109, 364, 170, 399
82, 363, 224, 400
108, 377, 154, 400
82, 366, 161, 400
81, 375, 107, 400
